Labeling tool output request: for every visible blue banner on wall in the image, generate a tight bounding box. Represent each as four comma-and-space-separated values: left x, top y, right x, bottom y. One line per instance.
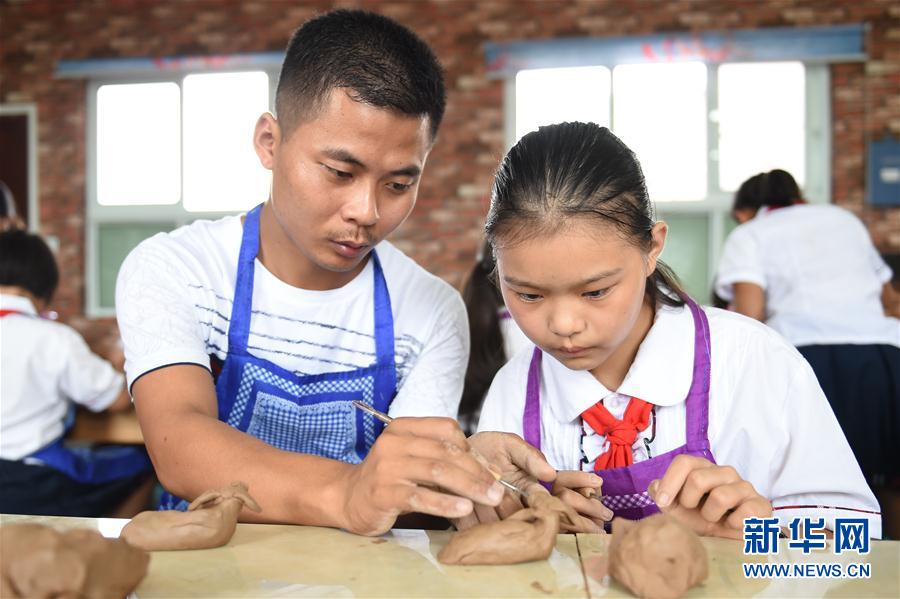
485, 24, 865, 78
57, 52, 284, 79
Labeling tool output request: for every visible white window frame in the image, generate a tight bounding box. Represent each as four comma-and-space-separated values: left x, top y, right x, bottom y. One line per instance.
504, 62, 831, 298
85, 70, 279, 317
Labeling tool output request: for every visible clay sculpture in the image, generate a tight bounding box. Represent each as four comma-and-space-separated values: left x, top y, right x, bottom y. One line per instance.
439, 485, 593, 565
608, 514, 708, 599
525, 491, 582, 532
120, 481, 261, 551
0, 523, 148, 598
438, 507, 560, 565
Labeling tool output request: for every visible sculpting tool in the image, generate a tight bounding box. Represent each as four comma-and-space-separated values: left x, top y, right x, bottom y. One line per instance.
350, 400, 525, 496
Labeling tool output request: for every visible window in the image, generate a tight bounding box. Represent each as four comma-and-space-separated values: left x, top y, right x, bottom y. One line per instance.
182, 72, 270, 212
717, 62, 806, 191
509, 60, 826, 301
515, 66, 611, 140
613, 62, 708, 202
96, 82, 181, 206
87, 70, 274, 315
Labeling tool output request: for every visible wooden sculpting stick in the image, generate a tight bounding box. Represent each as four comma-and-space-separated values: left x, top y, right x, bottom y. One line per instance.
350, 400, 525, 496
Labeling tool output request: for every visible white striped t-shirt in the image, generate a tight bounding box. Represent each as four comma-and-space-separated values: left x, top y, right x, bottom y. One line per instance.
115, 214, 468, 419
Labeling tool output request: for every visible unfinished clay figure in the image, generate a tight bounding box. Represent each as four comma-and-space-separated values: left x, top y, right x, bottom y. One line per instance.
608, 514, 708, 599
0, 523, 148, 598
120, 481, 261, 551
438, 507, 560, 565
525, 490, 581, 531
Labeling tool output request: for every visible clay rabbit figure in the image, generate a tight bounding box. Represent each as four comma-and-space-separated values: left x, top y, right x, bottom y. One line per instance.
121, 481, 261, 551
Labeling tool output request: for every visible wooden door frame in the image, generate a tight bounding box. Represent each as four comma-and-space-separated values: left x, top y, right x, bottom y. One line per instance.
0, 103, 38, 231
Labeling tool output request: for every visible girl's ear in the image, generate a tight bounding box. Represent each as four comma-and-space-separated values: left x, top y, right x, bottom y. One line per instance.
645, 221, 668, 275
253, 112, 282, 171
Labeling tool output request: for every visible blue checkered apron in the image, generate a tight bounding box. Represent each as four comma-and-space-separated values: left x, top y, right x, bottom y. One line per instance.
158, 204, 397, 510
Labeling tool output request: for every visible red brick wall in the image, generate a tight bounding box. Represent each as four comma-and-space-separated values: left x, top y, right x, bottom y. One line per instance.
2, 0, 898, 320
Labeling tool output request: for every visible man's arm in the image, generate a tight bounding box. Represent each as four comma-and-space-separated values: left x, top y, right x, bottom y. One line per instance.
133, 364, 508, 535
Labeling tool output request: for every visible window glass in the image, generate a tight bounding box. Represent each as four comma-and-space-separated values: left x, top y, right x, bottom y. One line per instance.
182, 71, 270, 212
515, 66, 611, 142
718, 62, 805, 191
97, 82, 180, 206
613, 62, 708, 202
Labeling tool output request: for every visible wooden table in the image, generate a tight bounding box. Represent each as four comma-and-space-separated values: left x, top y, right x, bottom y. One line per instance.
1, 514, 897, 597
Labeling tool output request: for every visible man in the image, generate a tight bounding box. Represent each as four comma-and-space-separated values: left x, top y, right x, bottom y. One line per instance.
117, 9, 552, 536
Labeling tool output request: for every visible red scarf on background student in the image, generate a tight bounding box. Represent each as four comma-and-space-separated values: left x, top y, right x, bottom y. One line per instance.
581, 398, 653, 470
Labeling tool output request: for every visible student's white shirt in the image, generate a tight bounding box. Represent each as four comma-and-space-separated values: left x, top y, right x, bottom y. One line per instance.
115, 214, 468, 419
0, 294, 124, 460
715, 204, 899, 348
478, 303, 881, 537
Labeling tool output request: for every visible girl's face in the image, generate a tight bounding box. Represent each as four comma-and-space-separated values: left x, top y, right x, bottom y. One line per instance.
496, 218, 666, 377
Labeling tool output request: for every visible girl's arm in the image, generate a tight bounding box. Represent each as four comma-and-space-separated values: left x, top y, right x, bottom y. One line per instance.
731, 282, 766, 321
882, 281, 900, 318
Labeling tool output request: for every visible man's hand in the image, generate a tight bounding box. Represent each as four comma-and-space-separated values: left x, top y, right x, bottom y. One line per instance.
339, 418, 505, 536
649, 455, 772, 540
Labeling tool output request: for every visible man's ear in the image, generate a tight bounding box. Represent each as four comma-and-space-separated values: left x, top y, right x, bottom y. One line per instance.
646, 221, 668, 276
253, 112, 281, 171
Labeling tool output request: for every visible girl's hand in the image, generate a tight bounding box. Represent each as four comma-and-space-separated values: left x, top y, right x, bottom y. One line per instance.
648, 454, 772, 540
466, 432, 558, 491
453, 432, 557, 531
551, 470, 613, 533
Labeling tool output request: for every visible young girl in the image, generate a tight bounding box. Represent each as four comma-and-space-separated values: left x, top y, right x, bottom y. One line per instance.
476, 122, 881, 539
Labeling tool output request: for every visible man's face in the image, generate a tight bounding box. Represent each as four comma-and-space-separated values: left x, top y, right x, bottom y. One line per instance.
255, 88, 432, 286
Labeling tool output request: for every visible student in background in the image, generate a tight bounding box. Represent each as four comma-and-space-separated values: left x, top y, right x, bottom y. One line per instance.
459, 241, 531, 434
730, 172, 769, 225
715, 169, 900, 537
0, 229, 153, 516
710, 172, 781, 310
475, 123, 879, 538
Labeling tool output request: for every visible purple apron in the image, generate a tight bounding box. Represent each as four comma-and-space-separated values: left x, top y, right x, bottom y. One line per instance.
524, 299, 715, 521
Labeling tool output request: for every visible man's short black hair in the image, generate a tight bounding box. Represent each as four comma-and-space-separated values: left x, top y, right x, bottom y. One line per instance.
275, 9, 446, 141
0, 229, 59, 303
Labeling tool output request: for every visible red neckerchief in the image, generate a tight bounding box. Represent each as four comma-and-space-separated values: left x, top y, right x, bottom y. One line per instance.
581, 397, 654, 470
